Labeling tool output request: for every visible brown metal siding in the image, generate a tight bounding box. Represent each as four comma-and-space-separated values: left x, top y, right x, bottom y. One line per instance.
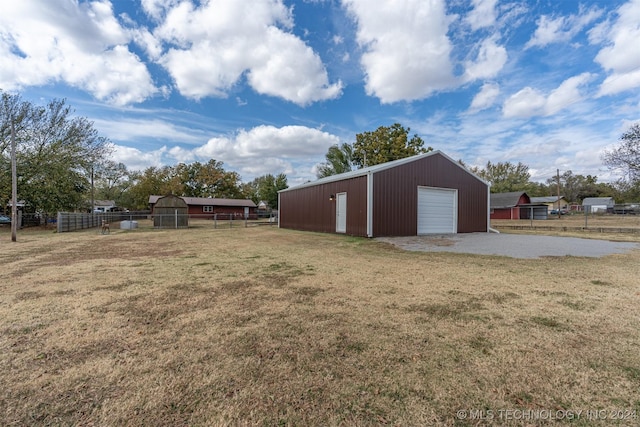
372, 153, 487, 236
279, 176, 368, 236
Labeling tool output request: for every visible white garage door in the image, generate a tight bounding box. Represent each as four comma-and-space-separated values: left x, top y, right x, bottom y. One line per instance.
417, 187, 457, 234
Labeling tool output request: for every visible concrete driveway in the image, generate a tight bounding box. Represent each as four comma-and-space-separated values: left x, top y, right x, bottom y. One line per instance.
376, 233, 640, 259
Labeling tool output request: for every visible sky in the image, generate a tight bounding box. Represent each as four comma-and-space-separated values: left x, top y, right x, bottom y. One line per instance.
1, 0, 639, 187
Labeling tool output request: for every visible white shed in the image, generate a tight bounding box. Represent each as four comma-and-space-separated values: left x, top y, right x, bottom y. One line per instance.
582, 197, 614, 213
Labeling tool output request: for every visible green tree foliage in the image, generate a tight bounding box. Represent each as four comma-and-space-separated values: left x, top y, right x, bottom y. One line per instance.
470, 161, 536, 194
170, 160, 243, 198
545, 170, 611, 203
603, 123, 640, 184
126, 160, 245, 209
317, 124, 432, 178
612, 178, 640, 203
316, 143, 355, 178
126, 166, 172, 210
93, 161, 133, 207
352, 123, 432, 168
0, 92, 109, 213
243, 173, 288, 209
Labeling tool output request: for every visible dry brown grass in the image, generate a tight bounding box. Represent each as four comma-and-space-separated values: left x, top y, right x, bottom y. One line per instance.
1, 222, 640, 426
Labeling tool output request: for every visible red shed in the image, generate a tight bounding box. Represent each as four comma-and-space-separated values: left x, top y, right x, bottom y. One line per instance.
278, 151, 489, 237
490, 192, 549, 220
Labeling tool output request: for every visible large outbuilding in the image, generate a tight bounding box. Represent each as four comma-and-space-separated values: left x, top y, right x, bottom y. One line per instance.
278, 151, 490, 237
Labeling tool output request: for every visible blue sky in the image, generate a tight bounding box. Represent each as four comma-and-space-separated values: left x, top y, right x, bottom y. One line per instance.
1, 0, 639, 186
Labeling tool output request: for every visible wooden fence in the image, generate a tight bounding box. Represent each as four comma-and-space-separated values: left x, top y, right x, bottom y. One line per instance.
56, 211, 150, 233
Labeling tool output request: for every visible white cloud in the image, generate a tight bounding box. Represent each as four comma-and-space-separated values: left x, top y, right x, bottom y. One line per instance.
0, 1, 157, 105
343, 0, 456, 103
465, 0, 498, 30
593, 0, 640, 96
152, 0, 342, 105
545, 73, 593, 115
110, 144, 168, 171
92, 117, 205, 144
502, 73, 592, 118
246, 28, 344, 104
502, 87, 546, 118
599, 70, 640, 96
195, 125, 338, 159
469, 82, 500, 112
463, 36, 507, 82
140, 0, 180, 21
526, 5, 603, 49
189, 125, 340, 180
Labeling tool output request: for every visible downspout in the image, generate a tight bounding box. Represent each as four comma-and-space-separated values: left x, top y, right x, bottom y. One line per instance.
366, 171, 373, 238
488, 184, 499, 233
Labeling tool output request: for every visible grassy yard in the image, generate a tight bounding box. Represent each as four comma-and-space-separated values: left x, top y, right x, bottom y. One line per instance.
1, 224, 639, 426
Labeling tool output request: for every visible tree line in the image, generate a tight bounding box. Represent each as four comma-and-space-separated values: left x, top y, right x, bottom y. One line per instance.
100, 160, 287, 211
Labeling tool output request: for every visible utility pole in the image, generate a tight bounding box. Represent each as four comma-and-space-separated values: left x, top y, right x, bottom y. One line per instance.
556, 169, 561, 220
91, 164, 95, 213
11, 116, 17, 242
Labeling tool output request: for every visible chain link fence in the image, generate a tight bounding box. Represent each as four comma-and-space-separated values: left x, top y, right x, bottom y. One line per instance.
54, 211, 277, 232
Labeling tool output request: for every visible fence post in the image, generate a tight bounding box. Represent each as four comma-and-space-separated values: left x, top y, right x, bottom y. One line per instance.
214, 213, 217, 229
229, 215, 232, 229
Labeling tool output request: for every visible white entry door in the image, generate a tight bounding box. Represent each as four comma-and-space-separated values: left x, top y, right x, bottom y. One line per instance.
336, 192, 347, 233
417, 187, 457, 234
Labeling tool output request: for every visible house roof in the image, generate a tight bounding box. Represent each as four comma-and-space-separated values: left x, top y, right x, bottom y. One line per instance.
490, 191, 529, 209
280, 150, 488, 193
530, 196, 565, 203
582, 197, 614, 206
148, 195, 256, 208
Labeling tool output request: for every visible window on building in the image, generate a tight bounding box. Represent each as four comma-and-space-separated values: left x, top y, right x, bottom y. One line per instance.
203, 206, 213, 212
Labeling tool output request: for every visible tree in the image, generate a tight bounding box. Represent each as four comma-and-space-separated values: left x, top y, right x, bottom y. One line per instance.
470, 161, 535, 193
1, 92, 109, 213
603, 123, 640, 184
316, 143, 355, 178
543, 170, 619, 202
168, 160, 241, 198
126, 166, 173, 210
94, 161, 133, 207
352, 123, 431, 168
244, 173, 288, 209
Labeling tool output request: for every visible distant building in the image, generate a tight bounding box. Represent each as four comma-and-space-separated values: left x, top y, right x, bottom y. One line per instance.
529, 196, 568, 212
582, 197, 615, 213
490, 192, 548, 220
93, 200, 116, 213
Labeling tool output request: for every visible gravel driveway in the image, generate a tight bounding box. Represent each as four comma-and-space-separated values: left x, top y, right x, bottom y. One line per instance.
376, 233, 640, 259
